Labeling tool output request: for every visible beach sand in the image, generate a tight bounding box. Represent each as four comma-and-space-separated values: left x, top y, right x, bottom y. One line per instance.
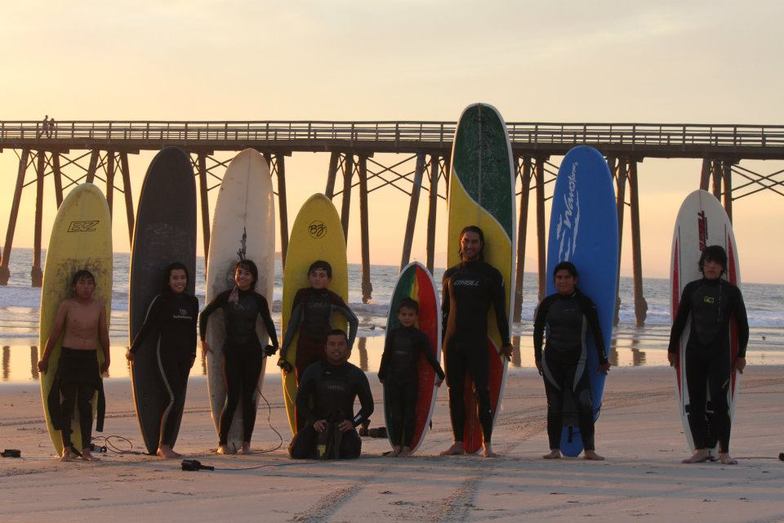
1, 366, 782, 522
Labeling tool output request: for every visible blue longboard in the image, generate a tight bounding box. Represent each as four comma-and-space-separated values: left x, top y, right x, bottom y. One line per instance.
546, 145, 618, 456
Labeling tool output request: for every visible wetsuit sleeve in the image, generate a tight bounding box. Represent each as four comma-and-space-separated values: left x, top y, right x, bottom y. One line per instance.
732, 286, 750, 358
296, 366, 318, 427
199, 291, 227, 341
189, 296, 199, 358
441, 270, 451, 341
491, 269, 511, 346
352, 369, 374, 427
378, 330, 394, 381
129, 294, 164, 354
281, 299, 304, 355
417, 330, 445, 380
328, 291, 358, 349
532, 297, 550, 363
580, 294, 608, 364
668, 283, 694, 353
255, 293, 279, 349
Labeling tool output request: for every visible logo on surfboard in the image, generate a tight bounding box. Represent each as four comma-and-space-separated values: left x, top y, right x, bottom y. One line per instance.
308, 220, 327, 239
697, 210, 708, 251
67, 220, 99, 233
555, 163, 581, 261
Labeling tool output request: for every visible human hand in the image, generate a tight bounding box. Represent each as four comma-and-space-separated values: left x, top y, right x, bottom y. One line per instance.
337, 420, 353, 432
126, 349, 134, 362
667, 351, 678, 368
313, 420, 328, 432
734, 357, 746, 374
263, 345, 278, 357
37, 358, 48, 373
598, 361, 611, 375
535, 359, 543, 376
100, 359, 110, 375
499, 343, 513, 361
278, 357, 293, 374
202, 340, 212, 355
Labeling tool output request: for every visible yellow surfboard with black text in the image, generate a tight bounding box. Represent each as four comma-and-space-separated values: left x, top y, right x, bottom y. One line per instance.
39, 183, 112, 455
281, 194, 348, 435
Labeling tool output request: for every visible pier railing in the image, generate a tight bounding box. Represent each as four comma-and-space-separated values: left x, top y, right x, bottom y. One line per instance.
2, 120, 784, 156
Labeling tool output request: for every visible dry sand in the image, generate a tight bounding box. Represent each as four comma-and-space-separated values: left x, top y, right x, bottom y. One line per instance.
1, 366, 782, 522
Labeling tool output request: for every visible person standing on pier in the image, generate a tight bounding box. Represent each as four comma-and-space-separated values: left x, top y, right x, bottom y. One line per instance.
668, 245, 749, 465
440, 225, 513, 458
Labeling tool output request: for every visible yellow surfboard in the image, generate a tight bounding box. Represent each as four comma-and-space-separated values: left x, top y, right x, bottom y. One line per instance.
281, 194, 348, 434
38, 183, 112, 455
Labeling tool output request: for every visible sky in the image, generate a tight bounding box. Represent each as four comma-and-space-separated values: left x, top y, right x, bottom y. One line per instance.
1, 0, 783, 283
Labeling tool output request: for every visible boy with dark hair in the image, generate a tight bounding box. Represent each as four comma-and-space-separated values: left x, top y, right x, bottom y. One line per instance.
38, 270, 110, 461
668, 245, 749, 465
379, 297, 444, 456
279, 260, 358, 380
289, 329, 374, 459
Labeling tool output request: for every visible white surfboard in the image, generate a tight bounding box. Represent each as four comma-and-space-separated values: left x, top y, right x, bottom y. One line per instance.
670, 189, 741, 452
205, 148, 275, 451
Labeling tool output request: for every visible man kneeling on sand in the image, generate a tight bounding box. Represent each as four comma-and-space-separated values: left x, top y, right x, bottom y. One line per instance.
289, 329, 374, 459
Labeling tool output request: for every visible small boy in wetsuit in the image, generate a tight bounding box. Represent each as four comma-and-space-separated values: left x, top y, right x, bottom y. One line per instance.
289, 329, 374, 460
38, 270, 110, 462
378, 298, 444, 456
278, 260, 358, 381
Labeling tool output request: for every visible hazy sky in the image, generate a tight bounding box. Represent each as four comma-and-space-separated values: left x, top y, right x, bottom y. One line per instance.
1, 1, 783, 283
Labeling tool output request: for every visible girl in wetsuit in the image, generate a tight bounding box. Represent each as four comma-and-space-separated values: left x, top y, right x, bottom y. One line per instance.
668, 245, 749, 465
533, 261, 610, 461
127, 262, 199, 459
199, 259, 279, 455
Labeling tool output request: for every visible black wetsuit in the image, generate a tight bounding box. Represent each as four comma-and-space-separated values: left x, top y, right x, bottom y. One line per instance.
668, 278, 749, 453
200, 289, 279, 445
281, 287, 358, 378
289, 360, 374, 459
378, 326, 445, 447
130, 290, 199, 448
51, 347, 105, 451
442, 260, 510, 445
533, 290, 606, 451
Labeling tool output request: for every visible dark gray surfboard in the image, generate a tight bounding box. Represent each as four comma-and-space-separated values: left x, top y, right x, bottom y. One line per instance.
129, 147, 196, 455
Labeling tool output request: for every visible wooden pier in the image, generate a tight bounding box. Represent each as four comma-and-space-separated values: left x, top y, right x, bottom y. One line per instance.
2, 120, 783, 324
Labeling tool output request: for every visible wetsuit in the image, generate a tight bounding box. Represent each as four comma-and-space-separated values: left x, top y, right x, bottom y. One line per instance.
130, 290, 199, 448
50, 347, 105, 451
533, 289, 606, 451
281, 287, 358, 378
289, 360, 374, 459
199, 288, 279, 445
379, 326, 445, 447
668, 278, 749, 453
442, 260, 510, 445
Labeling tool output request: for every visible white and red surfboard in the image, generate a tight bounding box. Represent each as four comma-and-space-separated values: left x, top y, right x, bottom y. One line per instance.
670, 189, 741, 452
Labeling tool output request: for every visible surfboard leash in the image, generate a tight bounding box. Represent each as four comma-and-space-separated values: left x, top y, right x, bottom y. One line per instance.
252, 384, 284, 455
91, 434, 147, 456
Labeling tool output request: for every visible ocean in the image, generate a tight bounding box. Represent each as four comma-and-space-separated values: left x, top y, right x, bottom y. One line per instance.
1, 248, 782, 383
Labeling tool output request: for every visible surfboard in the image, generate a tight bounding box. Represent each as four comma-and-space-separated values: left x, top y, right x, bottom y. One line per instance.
281, 193, 348, 435
446, 103, 515, 454
204, 148, 275, 452
38, 183, 112, 455
129, 147, 196, 455
670, 189, 741, 452
383, 261, 441, 454
546, 145, 618, 457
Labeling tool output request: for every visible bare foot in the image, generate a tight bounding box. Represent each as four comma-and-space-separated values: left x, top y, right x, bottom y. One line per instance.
682, 449, 710, 464
216, 444, 234, 455
584, 450, 605, 461
440, 442, 465, 456
718, 453, 738, 465
399, 446, 412, 457
60, 447, 76, 462
482, 443, 499, 458
157, 445, 181, 459
391, 445, 401, 457
240, 442, 252, 455
81, 448, 100, 461
543, 449, 561, 459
